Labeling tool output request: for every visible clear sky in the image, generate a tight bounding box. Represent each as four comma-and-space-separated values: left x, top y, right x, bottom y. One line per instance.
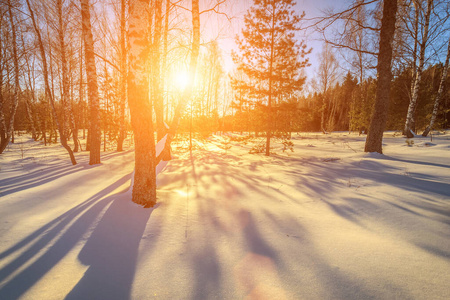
200, 0, 348, 84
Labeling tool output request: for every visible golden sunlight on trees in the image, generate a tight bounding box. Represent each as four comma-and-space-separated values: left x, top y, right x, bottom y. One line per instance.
232, 0, 310, 156
1, 0, 449, 203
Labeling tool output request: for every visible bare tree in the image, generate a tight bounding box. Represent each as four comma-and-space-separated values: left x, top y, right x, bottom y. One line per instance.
365, 0, 398, 153
117, 0, 127, 152
403, 0, 433, 137
317, 43, 339, 133
422, 34, 450, 137
80, 0, 101, 164
0, 0, 21, 154
25, 0, 77, 164
128, 0, 157, 207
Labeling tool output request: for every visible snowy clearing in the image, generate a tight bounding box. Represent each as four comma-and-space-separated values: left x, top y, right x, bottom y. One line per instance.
0, 132, 449, 299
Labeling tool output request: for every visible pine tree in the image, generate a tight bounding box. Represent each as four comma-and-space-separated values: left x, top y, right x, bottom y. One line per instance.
233, 0, 309, 156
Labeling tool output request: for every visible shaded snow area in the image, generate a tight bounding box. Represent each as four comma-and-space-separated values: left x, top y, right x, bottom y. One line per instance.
0, 132, 449, 300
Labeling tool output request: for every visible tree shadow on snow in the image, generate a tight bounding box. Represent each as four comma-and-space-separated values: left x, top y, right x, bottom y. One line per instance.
0, 173, 157, 300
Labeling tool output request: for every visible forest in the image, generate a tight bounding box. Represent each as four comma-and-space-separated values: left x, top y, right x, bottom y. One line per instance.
0, 1, 450, 299
0, 0, 449, 203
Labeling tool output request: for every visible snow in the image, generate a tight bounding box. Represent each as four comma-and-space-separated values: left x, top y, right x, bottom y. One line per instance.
0, 131, 449, 299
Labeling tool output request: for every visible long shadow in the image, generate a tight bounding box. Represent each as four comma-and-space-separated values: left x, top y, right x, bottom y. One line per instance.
0, 162, 92, 197
383, 155, 450, 170
0, 174, 133, 299
65, 197, 157, 300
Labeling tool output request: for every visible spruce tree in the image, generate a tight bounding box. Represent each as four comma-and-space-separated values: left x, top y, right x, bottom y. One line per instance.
233, 0, 309, 156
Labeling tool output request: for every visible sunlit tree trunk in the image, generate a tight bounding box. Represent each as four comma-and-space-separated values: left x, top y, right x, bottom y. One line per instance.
265, 1, 275, 156
404, 0, 433, 138
162, 0, 171, 124
128, 0, 157, 207
422, 36, 450, 137
57, 0, 78, 152
117, 0, 127, 152
81, 0, 101, 164
153, 0, 165, 141
364, 0, 398, 153
410, 0, 419, 99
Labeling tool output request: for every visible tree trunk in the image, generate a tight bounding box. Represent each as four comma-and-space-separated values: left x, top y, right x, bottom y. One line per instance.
0, 20, 7, 146
404, 0, 433, 138
364, 0, 398, 153
161, 0, 200, 160
266, 2, 276, 156
153, 0, 165, 141
25, 0, 76, 164
0, 0, 21, 154
117, 0, 127, 152
128, 0, 157, 207
57, 0, 78, 152
81, 0, 101, 164
422, 36, 450, 137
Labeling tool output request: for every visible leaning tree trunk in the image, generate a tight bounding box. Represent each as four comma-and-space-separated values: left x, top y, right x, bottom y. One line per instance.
25, 0, 77, 164
422, 36, 450, 137
128, 0, 157, 207
0, 0, 21, 154
160, 0, 200, 161
364, 0, 398, 153
404, 0, 433, 138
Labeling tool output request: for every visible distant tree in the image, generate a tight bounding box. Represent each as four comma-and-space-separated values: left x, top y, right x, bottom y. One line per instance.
316, 43, 339, 133
233, 0, 309, 156
422, 35, 450, 136
403, 0, 433, 137
117, 0, 127, 152
365, 0, 398, 153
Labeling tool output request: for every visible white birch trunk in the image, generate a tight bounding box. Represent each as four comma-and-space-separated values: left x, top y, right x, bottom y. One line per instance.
404, 0, 433, 138
80, 0, 101, 164
422, 36, 450, 137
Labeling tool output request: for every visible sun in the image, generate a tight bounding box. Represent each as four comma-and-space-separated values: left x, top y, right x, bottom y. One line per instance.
174, 70, 190, 90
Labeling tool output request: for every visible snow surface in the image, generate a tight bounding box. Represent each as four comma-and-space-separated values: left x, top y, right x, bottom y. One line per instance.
0, 131, 449, 299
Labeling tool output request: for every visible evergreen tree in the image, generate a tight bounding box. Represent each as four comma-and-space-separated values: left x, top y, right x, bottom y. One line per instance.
233, 0, 309, 156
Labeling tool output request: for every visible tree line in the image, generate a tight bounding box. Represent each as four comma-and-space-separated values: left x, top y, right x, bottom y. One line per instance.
1, 0, 449, 206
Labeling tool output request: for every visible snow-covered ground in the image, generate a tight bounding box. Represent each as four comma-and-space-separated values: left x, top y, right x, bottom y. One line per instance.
0, 131, 449, 300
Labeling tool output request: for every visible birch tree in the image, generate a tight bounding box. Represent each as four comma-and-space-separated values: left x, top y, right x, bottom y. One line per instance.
422, 35, 450, 137
160, 0, 201, 161
117, 0, 127, 152
403, 0, 433, 137
0, 0, 20, 154
25, 0, 77, 164
128, 0, 157, 207
80, 0, 101, 164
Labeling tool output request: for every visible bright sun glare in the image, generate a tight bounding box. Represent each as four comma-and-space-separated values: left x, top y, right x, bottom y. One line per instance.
175, 71, 190, 90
